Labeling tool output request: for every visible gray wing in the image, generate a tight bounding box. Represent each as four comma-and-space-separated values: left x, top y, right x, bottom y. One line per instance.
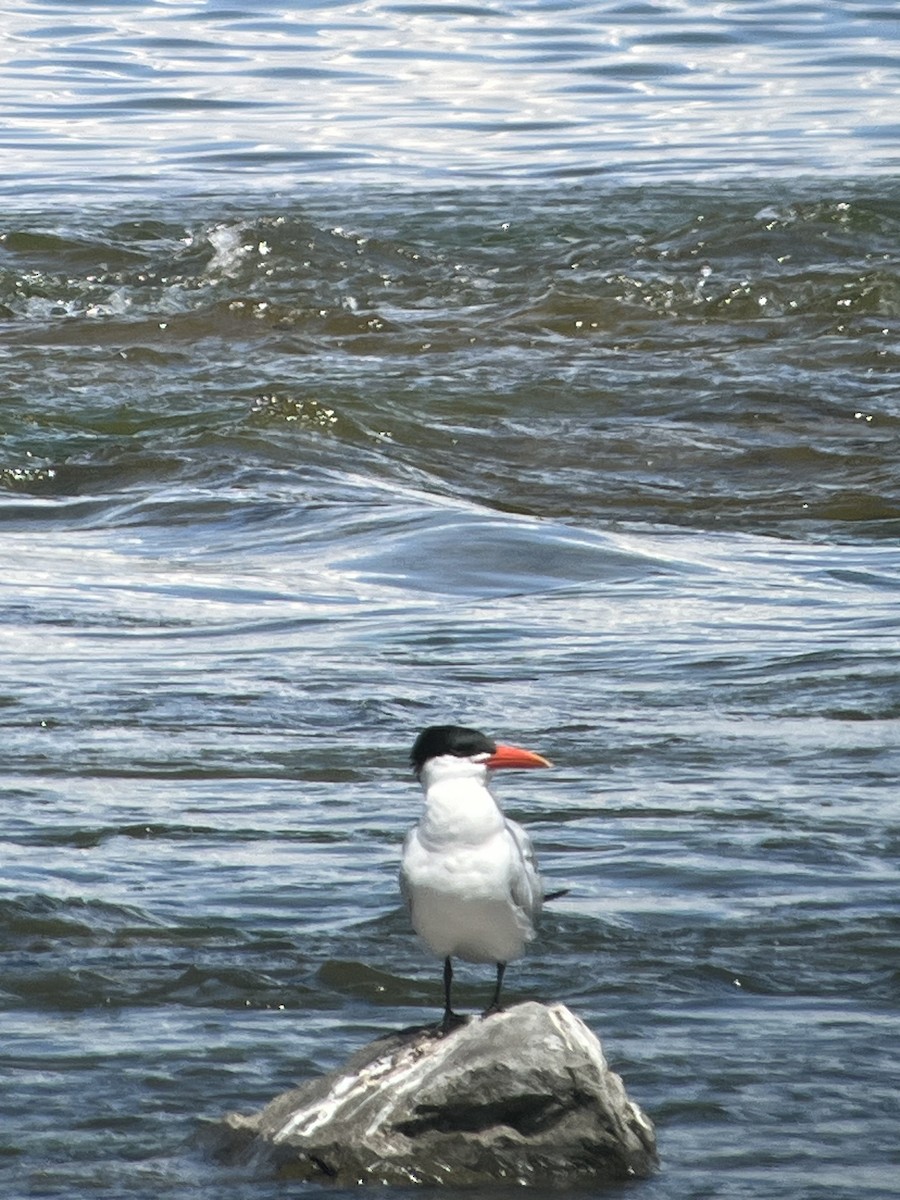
505, 817, 543, 923
398, 827, 415, 914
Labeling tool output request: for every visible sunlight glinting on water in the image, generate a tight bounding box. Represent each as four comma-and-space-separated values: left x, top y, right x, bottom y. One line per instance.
1, 2, 899, 1195
1, 1, 898, 188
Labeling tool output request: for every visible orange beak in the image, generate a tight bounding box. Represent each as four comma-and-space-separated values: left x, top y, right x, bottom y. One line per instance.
486, 743, 552, 770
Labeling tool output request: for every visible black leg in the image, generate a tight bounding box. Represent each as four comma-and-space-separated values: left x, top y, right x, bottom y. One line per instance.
443, 956, 453, 1020
483, 961, 506, 1016
440, 957, 466, 1034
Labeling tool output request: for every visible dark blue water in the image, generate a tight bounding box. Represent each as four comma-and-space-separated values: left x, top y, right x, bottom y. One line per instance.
1, 5, 899, 1200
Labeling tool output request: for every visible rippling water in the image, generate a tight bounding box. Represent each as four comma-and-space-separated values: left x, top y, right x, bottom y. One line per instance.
2, 4, 900, 1200
2, 0, 899, 193
3, 182, 897, 1200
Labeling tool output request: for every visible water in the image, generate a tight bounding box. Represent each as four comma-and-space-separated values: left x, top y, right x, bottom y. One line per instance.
2, 0, 899, 194
2, 4, 899, 1200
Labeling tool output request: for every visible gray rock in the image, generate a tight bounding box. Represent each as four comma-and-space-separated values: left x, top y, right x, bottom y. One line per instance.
201, 1002, 658, 1187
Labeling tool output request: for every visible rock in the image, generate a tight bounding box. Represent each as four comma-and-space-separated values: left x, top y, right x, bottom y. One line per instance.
201, 1002, 658, 1187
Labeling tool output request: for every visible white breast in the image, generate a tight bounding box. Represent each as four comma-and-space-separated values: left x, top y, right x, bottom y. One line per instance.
400, 809, 542, 964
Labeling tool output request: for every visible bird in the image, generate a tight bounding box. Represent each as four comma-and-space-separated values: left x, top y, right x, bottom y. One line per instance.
399, 723, 554, 1031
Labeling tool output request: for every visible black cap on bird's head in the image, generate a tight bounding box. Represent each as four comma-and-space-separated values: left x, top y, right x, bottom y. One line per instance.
410, 724, 551, 778
410, 725, 496, 776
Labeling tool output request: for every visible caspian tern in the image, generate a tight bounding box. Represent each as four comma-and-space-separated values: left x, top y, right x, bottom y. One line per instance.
399, 724, 553, 1030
